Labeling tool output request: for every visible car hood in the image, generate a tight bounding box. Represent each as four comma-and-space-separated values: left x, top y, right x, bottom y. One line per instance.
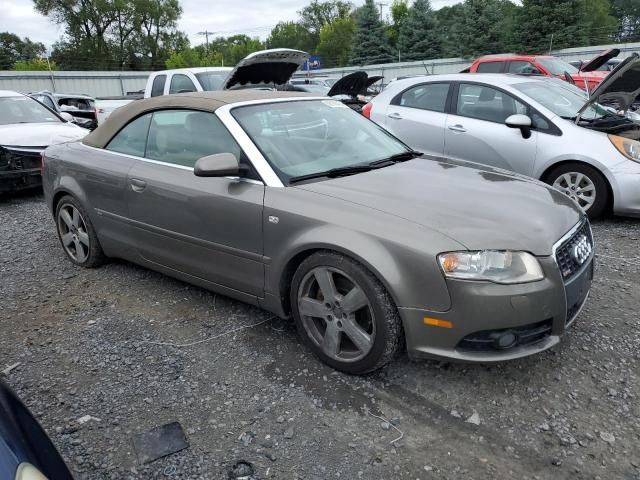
296, 158, 583, 255
579, 48, 620, 72
327, 71, 383, 97
0, 123, 87, 148
220, 48, 308, 90
578, 53, 640, 115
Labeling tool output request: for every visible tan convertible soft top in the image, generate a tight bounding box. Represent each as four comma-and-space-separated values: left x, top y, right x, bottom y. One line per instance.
83, 90, 313, 149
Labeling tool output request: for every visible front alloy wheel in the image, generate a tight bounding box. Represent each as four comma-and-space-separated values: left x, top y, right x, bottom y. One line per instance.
552, 172, 596, 212
298, 266, 375, 363
290, 251, 403, 374
545, 163, 609, 220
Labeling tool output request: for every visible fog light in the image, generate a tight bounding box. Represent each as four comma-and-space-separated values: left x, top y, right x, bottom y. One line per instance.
493, 331, 518, 350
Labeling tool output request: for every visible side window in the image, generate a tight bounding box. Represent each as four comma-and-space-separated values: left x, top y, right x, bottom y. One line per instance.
508, 61, 541, 75
145, 110, 242, 168
37, 95, 56, 110
456, 84, 527, 123
106, 114, 152, 157
150, 74, 166, 97
476, 61, 504, 73
169, 74, 197, 94
394, 83, 449, 112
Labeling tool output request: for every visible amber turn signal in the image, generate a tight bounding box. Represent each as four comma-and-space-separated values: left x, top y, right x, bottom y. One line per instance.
423, 317, 453, 329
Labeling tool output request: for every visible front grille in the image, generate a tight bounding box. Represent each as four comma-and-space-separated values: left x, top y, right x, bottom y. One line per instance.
555, 221, 593, 282
457, 319, 553, 352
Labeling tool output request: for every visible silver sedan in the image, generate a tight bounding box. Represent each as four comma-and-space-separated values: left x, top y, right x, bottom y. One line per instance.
42, 91, 592, 374
367, 55, 640, 219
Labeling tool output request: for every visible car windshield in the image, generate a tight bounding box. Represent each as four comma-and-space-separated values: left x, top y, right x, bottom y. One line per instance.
514, 80, 610, 120
0, 96, 62, 125
232, 99, 410, 183
536, 57, 579, 75
195, 72, 228, 91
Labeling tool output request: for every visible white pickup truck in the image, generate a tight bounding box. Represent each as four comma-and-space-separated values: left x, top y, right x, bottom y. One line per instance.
95, 49, 307, 125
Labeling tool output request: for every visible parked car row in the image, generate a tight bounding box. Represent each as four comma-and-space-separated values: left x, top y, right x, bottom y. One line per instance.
4, 48, 639, 376
366, 53, 640, 220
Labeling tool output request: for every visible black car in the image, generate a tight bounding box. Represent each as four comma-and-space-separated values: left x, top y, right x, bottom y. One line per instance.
0, 380, 72, 480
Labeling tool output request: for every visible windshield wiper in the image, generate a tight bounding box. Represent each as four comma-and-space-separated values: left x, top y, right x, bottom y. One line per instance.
368, 150, 423, 167
289, 164, 373, 184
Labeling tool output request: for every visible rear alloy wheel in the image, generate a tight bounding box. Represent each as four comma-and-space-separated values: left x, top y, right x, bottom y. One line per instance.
546, 163, 609, 220
290, 251, 402, 374
55, 195, 105, 268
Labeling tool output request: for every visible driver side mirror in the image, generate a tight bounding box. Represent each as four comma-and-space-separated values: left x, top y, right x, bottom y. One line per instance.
60, 112, 74, 122
505, 114, 532, 139
194, 153, 245, 177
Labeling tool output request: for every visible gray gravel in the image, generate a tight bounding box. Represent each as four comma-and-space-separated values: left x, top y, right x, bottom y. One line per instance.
1, 191, 639, 480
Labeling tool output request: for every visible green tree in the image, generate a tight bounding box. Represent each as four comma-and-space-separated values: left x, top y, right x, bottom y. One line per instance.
299, 0, 353, 47
14, 58, 57, 70
513, 0, 589, 54
266, 21, 314, 52
33, 0, 184, 70
0, 32, 46, 69
457, 0, 518, 58
397, 0, 441, 61
435, 4, 465, 57
317, 16, 356, 67
165, 45, 223, 69
612, 0, 640, 41
387, 0, 409, 48
585, 0, 618, 44
351, 0, 394, 65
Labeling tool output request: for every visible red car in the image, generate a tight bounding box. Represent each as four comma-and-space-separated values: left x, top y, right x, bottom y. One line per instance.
467, 49, 619, 93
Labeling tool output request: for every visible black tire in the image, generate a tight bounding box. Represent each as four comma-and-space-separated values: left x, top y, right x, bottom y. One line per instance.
544, 163, 609, 220
55, 195, 105, 268
290, 251, 403, 375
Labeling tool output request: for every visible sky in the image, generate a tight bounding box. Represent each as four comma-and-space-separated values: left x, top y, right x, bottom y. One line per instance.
0, 0, 462, 49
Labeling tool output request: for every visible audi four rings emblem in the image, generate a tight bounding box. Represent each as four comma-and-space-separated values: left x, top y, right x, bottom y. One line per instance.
571, 235, 592, 265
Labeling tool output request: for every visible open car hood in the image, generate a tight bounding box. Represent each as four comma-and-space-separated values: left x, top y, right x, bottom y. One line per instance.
579, 48, 620, 72
578, 53, 640, 116
327, 71, 382, 97
220, 49, 308, 90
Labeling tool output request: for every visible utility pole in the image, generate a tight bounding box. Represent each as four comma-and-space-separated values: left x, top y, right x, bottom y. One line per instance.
376, 2, 387, 21
198, 30, 215, 51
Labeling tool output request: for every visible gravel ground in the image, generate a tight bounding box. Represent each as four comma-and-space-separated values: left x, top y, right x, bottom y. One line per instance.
0, 191, 639, 480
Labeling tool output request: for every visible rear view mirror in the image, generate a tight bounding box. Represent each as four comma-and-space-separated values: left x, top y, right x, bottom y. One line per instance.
505, 114, 532, 139
194, 153, 242, 177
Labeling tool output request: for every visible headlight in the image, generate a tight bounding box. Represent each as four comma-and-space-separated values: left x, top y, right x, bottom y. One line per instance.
609, 134, 640, 163
438, 251, 544, 284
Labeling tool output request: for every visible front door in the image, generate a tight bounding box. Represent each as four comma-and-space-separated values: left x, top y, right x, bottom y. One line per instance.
125, 109, 265, 297
444, 83, 538, 176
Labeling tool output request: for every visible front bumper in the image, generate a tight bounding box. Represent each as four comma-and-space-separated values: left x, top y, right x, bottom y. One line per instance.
0, 168, 42, 193
0, 147, 43, 193
399, 255, 593, 363
610, 160, 640, 217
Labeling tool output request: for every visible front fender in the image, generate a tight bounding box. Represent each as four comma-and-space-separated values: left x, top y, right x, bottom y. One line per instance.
264, 188, 463, 313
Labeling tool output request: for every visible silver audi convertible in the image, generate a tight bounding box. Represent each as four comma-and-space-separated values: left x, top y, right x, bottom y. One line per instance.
42, 91, 594, 374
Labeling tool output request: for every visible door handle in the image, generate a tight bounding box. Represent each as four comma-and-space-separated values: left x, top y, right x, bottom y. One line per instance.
387, 112, 403, 120
130, 178, 147, 192
448, 124, 466, 133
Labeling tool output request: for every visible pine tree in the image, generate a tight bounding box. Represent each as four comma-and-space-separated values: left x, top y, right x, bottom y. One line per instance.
457, 0, 516, 58
397, 0, 441, 61
513, 0, 589, 54
350, 0, 394, 65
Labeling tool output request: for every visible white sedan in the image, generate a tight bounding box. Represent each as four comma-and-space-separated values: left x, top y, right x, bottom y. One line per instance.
0, 90, 88, 194
364, 54, 640, 219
